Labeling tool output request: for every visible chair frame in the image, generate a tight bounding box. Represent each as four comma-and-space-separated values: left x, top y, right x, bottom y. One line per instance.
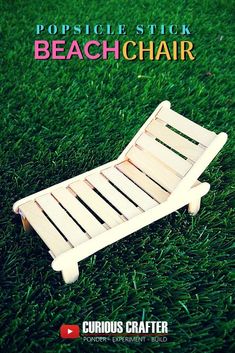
13, 101, 227, 283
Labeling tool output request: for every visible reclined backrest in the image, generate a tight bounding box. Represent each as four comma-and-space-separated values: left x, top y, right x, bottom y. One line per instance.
119, 101, 227, 198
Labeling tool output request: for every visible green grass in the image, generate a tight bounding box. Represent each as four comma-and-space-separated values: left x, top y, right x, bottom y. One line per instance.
0, 0, 234, 352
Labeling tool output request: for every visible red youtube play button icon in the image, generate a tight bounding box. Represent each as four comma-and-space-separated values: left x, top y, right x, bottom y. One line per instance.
60, 324, 80, 339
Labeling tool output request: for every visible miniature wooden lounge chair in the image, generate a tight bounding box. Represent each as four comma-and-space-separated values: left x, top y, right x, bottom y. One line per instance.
13, 101, 227, 283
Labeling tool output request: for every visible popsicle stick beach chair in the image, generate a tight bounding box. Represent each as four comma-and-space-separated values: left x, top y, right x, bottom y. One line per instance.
13, 101, 227, 283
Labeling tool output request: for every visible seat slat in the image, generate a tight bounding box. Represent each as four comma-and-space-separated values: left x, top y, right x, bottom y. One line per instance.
117, 161, 169, 203
127, 146, 181, 192
146, 120, 204, 162
102, 167, 157, 211
137, 133, 192, 176
69, 180, 123, 228
36, 194, 89, 246
86, 173, 141, 219
157, 107, 216, 146
19, 201, 71, 256
52, 188, 106, 237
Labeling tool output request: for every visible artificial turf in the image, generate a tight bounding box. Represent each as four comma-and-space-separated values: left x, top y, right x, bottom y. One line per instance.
1, 0, 234, 352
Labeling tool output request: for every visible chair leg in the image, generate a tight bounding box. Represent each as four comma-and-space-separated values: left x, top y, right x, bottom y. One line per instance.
21, 216, 32, 232
188, 197, 201, 216
61, 263, 79, 284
